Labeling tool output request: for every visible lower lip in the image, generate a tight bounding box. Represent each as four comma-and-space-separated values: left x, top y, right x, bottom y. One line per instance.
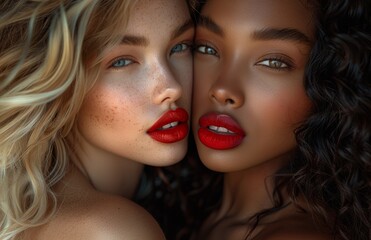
198, 128, 244, 150
198, 113, 245, 150
148, 123, 188, 143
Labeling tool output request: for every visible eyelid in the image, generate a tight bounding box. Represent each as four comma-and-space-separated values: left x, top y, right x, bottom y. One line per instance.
255, 54, 295, 70
170, 41, 193, 55
108, 56, 136, 69
194, 41, 220, 57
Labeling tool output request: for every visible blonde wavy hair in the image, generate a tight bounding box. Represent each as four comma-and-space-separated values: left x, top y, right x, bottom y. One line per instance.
0, 0, 137, 239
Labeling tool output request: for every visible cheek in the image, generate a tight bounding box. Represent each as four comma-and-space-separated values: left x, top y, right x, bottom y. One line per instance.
80, 91, 118, 129
250, 71, 311, 125
251, 86, 311, 133
78, 83, 135, 130
194, 58, 213, 85
279, 87, 311, 126
193, 62, 217, 100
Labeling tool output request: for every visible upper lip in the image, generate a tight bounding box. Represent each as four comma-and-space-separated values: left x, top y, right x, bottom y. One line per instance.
147, 108, 189, 132
199, 112, 245, 136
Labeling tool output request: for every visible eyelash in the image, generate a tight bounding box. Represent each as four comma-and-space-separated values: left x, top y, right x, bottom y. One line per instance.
109, 57, 135, 69
195, 44, 219, 57
196, 43, 293, 71
255, 57, 293, 70
170, 42, 193, 55
108, 41, 192, 69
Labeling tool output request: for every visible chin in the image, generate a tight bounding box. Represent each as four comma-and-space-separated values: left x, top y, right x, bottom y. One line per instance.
200, 159, 228, 172
195, 144, 223, 171
196, 141, 248, 172
150, 140, 188, 167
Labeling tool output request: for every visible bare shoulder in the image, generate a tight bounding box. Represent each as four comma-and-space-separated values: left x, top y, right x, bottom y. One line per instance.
255, 214, 332, 240
86, 195, 165, 240
25, 193, 165, 240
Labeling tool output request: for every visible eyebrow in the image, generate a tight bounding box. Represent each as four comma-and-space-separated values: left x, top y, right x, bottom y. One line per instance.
121, 35, 149, 46
171, 18, 194, 39
197, 15, 312, 45
197, 15, 224, 37
120, 18, 194, 47
252, 28, 312, 45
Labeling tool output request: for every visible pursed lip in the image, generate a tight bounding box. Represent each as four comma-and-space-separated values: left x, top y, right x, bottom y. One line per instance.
147, 108, 189, 143
198, 112, 246, 150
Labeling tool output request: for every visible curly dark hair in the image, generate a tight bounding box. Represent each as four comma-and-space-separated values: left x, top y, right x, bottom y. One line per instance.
236, 0, 371, 239
286, 0, 371, 239
137, 1, 371, 240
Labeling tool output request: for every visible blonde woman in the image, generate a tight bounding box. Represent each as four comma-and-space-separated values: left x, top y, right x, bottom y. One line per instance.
0, 0, 195, 239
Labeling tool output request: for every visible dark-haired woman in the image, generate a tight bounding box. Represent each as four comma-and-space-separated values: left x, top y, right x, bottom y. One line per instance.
190, 0, 371, 239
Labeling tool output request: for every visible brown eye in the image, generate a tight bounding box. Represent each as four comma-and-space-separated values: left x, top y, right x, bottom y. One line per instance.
256, 59, 289, 69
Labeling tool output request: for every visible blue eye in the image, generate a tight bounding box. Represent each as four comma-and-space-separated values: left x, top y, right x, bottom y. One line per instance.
170, 43, 190, 54
196, 45, 218, 56
110, 58, 134, 68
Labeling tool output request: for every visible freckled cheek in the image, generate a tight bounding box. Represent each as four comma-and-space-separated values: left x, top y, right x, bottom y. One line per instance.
78, 87, 136, 129
78, 95, 115, 129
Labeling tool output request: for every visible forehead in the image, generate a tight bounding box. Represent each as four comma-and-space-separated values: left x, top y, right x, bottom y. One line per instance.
125, 0, 190, 35
202, 0, 315, 39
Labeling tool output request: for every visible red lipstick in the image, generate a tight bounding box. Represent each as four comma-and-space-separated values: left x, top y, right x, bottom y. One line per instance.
198, 112, 245, 150
147, 108, 189, 143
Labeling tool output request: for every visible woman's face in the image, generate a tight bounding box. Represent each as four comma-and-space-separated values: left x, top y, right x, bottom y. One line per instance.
193, 0, 315, 172
77, 0, 193, 167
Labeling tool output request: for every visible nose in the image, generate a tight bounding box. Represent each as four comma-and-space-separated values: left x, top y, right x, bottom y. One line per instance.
209, 77, 244, 108
152, 63, 182, 105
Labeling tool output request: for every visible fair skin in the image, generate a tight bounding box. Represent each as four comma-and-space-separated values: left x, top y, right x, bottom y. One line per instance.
192, 0, 330, 239
24, 0, 193, 239
74, 0, 193, 198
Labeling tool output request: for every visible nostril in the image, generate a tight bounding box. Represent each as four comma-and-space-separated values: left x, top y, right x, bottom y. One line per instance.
161, 97, 171, 103
226, 98, 235, 104
211, 94, 236, 105
209, 88, 243, 108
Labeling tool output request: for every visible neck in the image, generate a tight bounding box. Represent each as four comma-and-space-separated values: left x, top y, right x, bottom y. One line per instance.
67, 131, 144, 199
60, 158, 144, 199
218, 157, 289, 221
